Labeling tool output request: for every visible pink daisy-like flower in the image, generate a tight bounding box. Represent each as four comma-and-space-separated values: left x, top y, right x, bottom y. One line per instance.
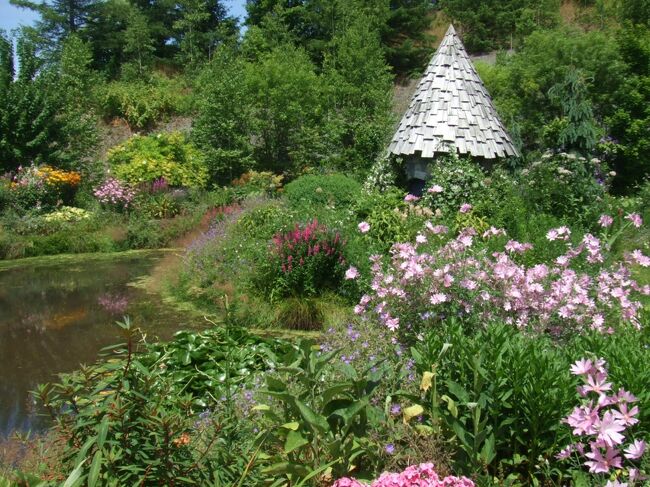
358, 221, 370, 233
570, 358, 594, 376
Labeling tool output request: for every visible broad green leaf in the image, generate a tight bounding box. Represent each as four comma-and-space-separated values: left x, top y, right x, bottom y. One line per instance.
88, 450, 102, 487
63, 462, 84, 487
284, 430, 309, 454
281, 422, 300, 431
295, 399, 329, 433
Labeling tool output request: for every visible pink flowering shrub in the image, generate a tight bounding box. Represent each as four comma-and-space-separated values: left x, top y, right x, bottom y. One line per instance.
259, 219, 347, 299
557, 358, 648, 485
355, 219, 649, 338
94, 177, 136, 210
332, 463, 474, 487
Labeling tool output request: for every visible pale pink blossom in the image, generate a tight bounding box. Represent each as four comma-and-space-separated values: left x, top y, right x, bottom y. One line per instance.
345, 266, 360, 280
599, 214, 614, 228
625, 213, 642, 228
427, 184, 444, 194
459, 203, 472, 213
624, 440, 646, 460
358, 221, 370, 233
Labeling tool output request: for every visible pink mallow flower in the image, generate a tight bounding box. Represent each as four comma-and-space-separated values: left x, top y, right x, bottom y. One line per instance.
345, 266, 360, 280
404, 194, 420, 202
427, 184, 444, 194
625, 213, 643, 228
624, 439, 646, 460
358, 221, 370, 233
459, 203, 472, 213
584, 445, 623, 473
599, 214, 614, 228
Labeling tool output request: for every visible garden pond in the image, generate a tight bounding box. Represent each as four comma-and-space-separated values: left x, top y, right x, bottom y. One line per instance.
0, 250, 206, 437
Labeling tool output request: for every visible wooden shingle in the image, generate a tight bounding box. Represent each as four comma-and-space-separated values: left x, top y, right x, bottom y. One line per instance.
388, 25, 519, 160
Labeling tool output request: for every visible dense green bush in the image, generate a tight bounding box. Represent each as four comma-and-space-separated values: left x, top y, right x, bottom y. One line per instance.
284, 173, 362, 209
354, 187, 427, 248
411, 320, 650, 483
108, 132, 208, 188
98, 74, 191, 129
518, 152, 608, 224
421, 154, 489, 216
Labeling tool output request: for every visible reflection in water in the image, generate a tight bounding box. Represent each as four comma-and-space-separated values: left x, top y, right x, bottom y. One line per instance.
0, 252, 203, 437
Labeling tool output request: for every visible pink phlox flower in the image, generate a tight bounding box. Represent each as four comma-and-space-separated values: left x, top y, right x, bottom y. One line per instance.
584, 444, 623, 473
625, 213, 642, 228
430, 293, 448, 305
623, 439, 646, 460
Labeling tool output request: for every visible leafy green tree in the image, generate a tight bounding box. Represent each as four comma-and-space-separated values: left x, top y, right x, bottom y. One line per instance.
121, 5, 155, 79
440, 0, 560, 52
382, 0, 436, 76
193, 47, 255, 183
245, 0, 435, 75
547, 68, 599, 152
245, 46, 323, 173
323, 10, 394, 172
0, 32, 59, 171
10, 0, 99, 57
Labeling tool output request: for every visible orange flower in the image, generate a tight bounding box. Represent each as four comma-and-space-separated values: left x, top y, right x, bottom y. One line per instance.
172, 432, 191, 447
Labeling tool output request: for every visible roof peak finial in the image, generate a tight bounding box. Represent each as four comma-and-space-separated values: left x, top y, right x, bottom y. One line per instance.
446, 24, 457, 35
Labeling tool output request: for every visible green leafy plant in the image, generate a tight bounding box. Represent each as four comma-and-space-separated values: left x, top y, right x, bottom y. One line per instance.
108, 132, 208, 188
284, 174, 362, 210
254, 340, 384, 485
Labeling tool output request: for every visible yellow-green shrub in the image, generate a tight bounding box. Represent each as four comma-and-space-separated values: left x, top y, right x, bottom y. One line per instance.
108, 132, 208, 188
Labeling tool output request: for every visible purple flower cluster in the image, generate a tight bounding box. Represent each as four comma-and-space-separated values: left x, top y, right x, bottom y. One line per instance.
94, 178, 136, 208
332, 463, 474, 487
557, 358, 647, 485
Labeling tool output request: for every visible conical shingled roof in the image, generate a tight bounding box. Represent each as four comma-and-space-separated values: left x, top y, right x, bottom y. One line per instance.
389, 25, 518, 160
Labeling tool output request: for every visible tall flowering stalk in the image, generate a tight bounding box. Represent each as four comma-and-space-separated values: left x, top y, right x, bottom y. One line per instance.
263, 219, 347, 299
332, 463, 474, 487
354, 216, 649, 339
557, 358, 647, 486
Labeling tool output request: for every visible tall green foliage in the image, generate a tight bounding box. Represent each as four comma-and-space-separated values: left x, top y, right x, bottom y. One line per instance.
192, 47, 256, 183
323, 10, 394, 172
439, 0, 561, 52
0, 33, 59, 171
245, 0, 435, 75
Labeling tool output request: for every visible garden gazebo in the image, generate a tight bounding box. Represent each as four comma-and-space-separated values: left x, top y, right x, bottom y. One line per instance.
388, 25, 518, 193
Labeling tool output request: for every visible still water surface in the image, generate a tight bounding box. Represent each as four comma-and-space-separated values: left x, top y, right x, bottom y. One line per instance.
0, 251, 203, 437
